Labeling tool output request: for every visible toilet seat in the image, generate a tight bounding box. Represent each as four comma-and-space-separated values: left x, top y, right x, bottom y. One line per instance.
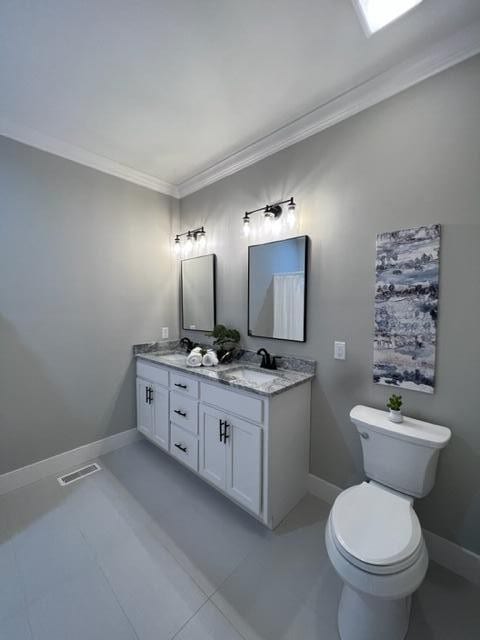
330, 482, 422, 576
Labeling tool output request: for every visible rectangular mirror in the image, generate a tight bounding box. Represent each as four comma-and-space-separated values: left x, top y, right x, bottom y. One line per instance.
248, 236, 308, 342
181, 254, 216, 332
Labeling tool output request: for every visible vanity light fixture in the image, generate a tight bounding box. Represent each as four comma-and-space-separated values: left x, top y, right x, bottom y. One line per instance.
172, 226, 207, 256
242, 197, 296, 237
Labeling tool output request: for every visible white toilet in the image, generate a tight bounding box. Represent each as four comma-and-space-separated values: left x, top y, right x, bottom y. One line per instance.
325, 405, 451, 640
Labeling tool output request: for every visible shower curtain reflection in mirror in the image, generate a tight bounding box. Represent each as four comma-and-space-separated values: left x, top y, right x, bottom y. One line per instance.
273, 271, 305, 340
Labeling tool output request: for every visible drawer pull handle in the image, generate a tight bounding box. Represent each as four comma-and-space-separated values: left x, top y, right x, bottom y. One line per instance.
174, 443, 187, 453
175, 383, 187, 389
174, 409, 187, 417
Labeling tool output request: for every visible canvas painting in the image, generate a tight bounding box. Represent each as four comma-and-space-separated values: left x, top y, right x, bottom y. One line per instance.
373, 224, 441, 394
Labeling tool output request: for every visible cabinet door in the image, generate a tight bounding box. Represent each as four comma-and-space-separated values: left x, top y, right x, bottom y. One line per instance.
136, 378, 153, 438
152, 384, 169, 451
199, 406, 226, 490
226, 416, 262, 515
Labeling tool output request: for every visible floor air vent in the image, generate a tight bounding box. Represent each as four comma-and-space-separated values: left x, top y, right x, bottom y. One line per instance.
57, 463, 101, 486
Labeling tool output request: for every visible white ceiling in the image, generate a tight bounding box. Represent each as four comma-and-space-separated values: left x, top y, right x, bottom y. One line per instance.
1, 0, 480, 197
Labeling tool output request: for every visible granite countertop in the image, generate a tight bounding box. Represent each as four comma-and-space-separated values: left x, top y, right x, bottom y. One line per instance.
134, 343, 315, 397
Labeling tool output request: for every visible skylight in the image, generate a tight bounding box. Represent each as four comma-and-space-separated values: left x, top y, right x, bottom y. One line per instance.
353, 0, 423, 36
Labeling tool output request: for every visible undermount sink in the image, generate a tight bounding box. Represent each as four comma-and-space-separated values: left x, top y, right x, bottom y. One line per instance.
154, 352, 187, 364
224, 367, 279, 385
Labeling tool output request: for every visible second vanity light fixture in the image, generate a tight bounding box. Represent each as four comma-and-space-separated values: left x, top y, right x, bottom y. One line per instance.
242, 197, 296, 237
174, 226, 206, 256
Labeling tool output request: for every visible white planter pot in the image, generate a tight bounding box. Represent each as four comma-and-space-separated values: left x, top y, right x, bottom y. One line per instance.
389, 410, 403, 424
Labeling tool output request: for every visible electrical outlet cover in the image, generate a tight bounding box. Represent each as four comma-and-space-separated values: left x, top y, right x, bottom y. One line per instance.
334, 341, 346, 360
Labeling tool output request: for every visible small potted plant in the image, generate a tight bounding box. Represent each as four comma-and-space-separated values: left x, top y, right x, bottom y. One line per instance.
205, 324, 241, 363
387, 393, 403, 423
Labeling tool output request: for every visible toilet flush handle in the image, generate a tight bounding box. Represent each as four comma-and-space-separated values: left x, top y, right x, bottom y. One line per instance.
360, 432, 369, 439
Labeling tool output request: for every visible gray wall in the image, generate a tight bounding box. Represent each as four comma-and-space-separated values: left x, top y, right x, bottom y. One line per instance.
0, 136, 178, 474
180, 56, 480, 553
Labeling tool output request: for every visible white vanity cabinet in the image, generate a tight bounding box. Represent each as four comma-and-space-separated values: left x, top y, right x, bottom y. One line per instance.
136, 379, 169, 451
136, 359, 311, 529
136, 378, 154, 438
199, 404, 262, 515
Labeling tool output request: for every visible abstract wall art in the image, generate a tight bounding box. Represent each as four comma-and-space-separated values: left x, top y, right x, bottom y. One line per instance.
373, 224, 441, 394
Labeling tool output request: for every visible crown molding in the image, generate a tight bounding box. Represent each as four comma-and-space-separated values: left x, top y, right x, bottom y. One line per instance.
177, 22, 480, 198
0, 117, 179, 198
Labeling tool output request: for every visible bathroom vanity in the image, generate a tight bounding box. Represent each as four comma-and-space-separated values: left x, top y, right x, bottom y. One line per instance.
134, 348, 314, 529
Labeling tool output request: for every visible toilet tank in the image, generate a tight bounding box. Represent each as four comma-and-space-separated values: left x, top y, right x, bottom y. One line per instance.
350, 405, 451, 498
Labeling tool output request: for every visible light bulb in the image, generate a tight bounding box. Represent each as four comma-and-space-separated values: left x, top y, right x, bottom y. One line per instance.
173, 237, 181, 255
287, 201, 296, 229
242, 215, 250, 237
184, 234, 193, 255
197, 229, 206, 249
264, 211, 273, 232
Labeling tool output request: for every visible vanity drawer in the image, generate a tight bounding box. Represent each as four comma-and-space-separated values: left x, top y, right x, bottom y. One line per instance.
200, 383, 264, 424
170, 372, 199, 399
170, 423, 198, 472
169, 391, 198, 434
136, 360, 169, 387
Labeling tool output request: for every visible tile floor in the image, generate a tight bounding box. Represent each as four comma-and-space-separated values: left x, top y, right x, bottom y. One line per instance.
0, 439, 478, 640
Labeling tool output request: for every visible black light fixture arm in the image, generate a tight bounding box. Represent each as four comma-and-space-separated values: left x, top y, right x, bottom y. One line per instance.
245, 196, 295, 216
174, 226, 205, 242
243, 197, 295, 222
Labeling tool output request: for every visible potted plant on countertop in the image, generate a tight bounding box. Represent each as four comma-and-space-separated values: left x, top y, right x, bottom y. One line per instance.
205, 324, 241, 363
387, 393, 403, 423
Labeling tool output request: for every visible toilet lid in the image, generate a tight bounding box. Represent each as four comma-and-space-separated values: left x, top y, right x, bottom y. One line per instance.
331, 483, 422, 566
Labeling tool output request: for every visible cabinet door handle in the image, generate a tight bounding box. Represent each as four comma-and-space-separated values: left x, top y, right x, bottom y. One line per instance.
148, 387, 153, 404
219, 419, 229, 443
174, 409, 187, 417
174, 443, 187, 453
223, 421, 230, 442
174, 383, 187, 389
145, 386, 149, 404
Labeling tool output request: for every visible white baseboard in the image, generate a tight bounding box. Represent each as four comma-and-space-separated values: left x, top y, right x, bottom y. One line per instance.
422, 530, 480, 586
308, 473, 480, 586
308, 473, 342, 504
0, 428, 140, 496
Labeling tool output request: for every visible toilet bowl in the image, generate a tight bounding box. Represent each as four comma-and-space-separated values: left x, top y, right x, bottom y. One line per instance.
325, 406, 451, 640
325, 482, 428, 640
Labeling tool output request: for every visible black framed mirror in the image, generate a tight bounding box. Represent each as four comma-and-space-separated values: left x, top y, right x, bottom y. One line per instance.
181, 254, 216, 332
248, 236, 308, 342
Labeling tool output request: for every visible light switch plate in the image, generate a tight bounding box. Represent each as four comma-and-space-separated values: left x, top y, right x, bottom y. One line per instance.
334, 340, 346, 360
161, 327, 169, 339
